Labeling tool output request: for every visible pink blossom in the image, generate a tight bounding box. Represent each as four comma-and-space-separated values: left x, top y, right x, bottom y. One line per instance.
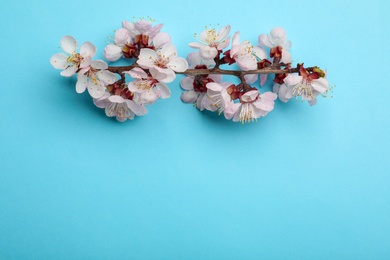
94, 92, 147, 122
76, 59, 117, 99
137, 43, 188, 83
125, 67, 170, 105
189, 25, 231, 60
50, 35, 95, 77
180, 74, 223, 111
258, 27, 292, 64
122, 19, 163, 40
222, 90, 277, 123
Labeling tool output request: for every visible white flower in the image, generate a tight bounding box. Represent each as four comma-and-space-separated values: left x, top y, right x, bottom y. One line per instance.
137, 43, 188, 83
205, 82, 233, 112
104, 28, 132, 62
122, 19, 163, 39
230, 31, 268, 85
187, 52, 215, 69
50, 35, 96, 77
189, 25, 231, 60
258, 27, 292, 64
125, 67, 171, 105
94, 92, 147, 122
222, 90, 277, 123
278, 72, 328, 106
273, 83, 292, 103
76, 60, 117, 98
180, 74, 223, 111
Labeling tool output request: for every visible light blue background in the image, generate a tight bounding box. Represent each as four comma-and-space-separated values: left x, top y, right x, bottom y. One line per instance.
1, 0, 389, 259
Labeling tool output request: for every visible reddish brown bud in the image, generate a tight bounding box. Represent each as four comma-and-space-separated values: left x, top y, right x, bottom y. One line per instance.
141, 34, 149, 46
270, 46, 283, 59
222, 50, 236, 65
194, 65, 207, 70
274, 73, 287, 84
257, 59, 272, 69
122, 44, 137, 59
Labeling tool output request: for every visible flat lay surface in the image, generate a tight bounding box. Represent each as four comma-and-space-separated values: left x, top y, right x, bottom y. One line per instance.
1, 0, 389, 258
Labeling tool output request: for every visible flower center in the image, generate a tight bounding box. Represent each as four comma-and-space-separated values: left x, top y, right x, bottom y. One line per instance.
292, 80, 314, 99
108, 103, 128, 120
239, 103, 256, 124
67, 53, 83, 66
205, 29, 217, 44
135, 78, 158, 91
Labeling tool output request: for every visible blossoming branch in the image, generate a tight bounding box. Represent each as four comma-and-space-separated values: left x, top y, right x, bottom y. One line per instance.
50, 19, 331, 123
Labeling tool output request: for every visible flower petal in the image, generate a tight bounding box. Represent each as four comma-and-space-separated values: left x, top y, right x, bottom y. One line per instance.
278, 83, 292, 102
216, 25, 231, 42
167, 57, 188, 72
104, 44, 122, 62
224, 103, 240, 120
230, 44, 240, 58
80, 56, 91, 69
137, 48, 158, 68
60, 65, 77, 77
209, 74, 222, 83
311, 78, 328, 93
217, 38, 230, 50
126, 67, 148, 79
253, 46, 268, 60
241, 90, 259, 102
114, 28, 131, 45
180, 76, 194, 90
269, 27, 287, 46
108, 95, 126, 103
87, 80, 105, 98
153, 32, 171, 49
148, 23, 164, 38
281, 49, 292, 64
188, 42, 204, 49
199, 45, 218, 60
93, 92, 110, 108
91, 60, 108, 70
97, 70, 117, 85
196, 93, 206, 111
134, 20, 152, 34
138, 89, 159, 104
245, 74, 258, 84
61, 35, 77, 54
188, 42, 203, 49
258, 34, 273, 48
127, 81, 144, 93
261, 91, 277, 101
76, 74, 88, 93
260, 74, 268, 86
155, 83, 171, 99
149, 67, 176, 83
50, 53, 68, 69
187, 52, 202, 68
126, 100, 148, 116
122, 20, 137, 38
206, 82, 222, 92
80, 42, 96, 58
160, 44, 177, 58
284, 74, 302, 86
181, 91, 198, 103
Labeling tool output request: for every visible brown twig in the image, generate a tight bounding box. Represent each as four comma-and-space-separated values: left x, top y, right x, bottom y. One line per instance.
107, 63, 314, 78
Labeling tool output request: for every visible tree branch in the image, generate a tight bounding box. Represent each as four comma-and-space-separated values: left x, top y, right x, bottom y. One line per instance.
107, 63, 314, 77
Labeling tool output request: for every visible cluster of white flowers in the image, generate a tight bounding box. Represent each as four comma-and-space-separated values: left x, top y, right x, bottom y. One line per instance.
50, 20, 329, 123
180, 26, 329, 123
50, 19, 188, 122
